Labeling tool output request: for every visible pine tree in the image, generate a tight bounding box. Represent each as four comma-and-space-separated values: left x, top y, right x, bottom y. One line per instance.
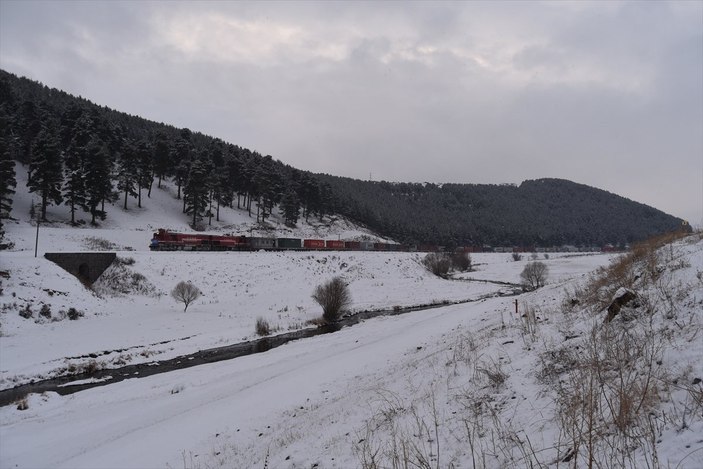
241, 157, 257, 216
225, 154, 244, 209
0, 105, 17, 221
280, 188, 301, 227
183, 155, 210, 228
298, 175, 320, 222
59, 103, 85, 149
84, 136, 113, 224
60, 113, 94, 224
153, 131, 170, 188
214, 170, 233, 222
116, 139, 138, 210
16, 100, 43, 164
135, 139, 153, 207
247, 155, 283, 223
172, 129, 193, 201
28, 120, 63, 221
262, 169, 283, 222
316, 183, 335, 219
62, 143, 87, 225
0, 133, 16, 244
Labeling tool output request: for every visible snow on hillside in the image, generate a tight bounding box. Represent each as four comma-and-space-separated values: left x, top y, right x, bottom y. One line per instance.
1, 168, 701, 468
0, 166, 607, 389
4, 162, 389, 253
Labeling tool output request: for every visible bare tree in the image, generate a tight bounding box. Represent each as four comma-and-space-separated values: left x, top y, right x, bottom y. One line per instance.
422, 252, 451, 277
520, 261, 549, 290
171, 281, 201, 312
312, 276, 351, 323
452, 251, 473, 272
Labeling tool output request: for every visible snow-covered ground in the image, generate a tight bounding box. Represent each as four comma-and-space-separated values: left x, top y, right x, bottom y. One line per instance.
1, 168, 701, 468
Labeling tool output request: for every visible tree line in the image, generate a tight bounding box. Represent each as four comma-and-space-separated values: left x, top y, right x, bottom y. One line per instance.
318, 175, 688, 248
0, 70, 335, 241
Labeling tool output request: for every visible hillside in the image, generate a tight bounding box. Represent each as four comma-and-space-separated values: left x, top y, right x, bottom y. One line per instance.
318, 174, 688, 247
1, 201, 701, 467
3, 161, 387, 254
0, 69, 689, 248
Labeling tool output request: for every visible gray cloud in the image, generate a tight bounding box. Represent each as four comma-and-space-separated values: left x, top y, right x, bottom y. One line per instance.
1, 0, 701, 226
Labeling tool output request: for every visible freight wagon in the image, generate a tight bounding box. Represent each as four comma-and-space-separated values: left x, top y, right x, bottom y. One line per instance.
303, 239, 326, 249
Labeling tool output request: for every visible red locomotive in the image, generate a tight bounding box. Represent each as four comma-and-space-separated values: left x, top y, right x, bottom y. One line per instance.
150, 229, 247, 251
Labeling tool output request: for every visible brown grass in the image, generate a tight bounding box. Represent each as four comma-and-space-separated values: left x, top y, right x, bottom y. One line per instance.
582, 231, 689, 312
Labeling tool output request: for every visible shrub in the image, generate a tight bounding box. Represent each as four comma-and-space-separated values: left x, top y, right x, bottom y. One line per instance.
19, 304, 33, 319
93, 262, 156, 297
171, 281, 201, 312
39, 304, 51, 319
452, 251, 472, 271
115, 256, 135, 266
83, 236, 118, 251
422, 252, 451, 276
520, 261, 549, 290
312, 276, 351, 323
255, 317, 271, 336
512, 252, 523, 261
67, 307, 84, 320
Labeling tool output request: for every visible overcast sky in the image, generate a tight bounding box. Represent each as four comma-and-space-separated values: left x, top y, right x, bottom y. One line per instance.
1, 0, 701, 225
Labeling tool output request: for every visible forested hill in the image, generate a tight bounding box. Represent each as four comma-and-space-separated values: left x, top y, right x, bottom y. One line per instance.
0, 70, 335, 231
0, 69, 688, 248
318, 175, 687, 248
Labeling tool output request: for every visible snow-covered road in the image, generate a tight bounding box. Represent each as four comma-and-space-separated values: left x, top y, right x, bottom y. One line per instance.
1, 297, 508, 468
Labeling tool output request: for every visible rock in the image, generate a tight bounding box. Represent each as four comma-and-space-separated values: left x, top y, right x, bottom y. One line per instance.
605, 288, 637, 323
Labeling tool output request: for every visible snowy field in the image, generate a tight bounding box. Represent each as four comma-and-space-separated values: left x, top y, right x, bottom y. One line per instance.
1, 167, 701, 468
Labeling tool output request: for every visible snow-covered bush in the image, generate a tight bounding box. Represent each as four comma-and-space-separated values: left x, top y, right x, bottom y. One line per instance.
19, 304, 32, 319
422, 252, 451, 277
255, 317, 271, 336
312, 276, 351, 323
83, 236, 118, 251
39, 304, 51, 319
520, 261, 548, 290
451, 251, 472, 272
66, 307, 84, 320
92, 258, 156, 297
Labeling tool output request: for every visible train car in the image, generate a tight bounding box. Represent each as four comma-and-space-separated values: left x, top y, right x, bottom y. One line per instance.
277, 238, 302, 249
326, 240, 346, 250
360, 241, 375, 251
304, 239, 326, 249
212, 235, 249, 250
249, 237, 276, 250
374, 242, 389, 251
344, 241, 361, 250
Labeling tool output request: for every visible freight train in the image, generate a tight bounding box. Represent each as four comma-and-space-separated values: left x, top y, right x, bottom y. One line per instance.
149, 229, 612, 253
148, 229, 424, 252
